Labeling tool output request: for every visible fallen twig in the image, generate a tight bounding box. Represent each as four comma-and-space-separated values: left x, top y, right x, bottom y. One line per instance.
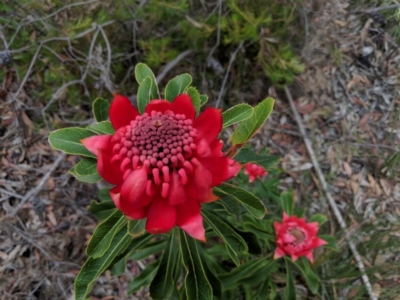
7, 153, 66, 217
284, 86, 377, 300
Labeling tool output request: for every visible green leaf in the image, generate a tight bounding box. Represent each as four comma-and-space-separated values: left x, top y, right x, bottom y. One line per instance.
218, 259, 261, 289
92, 97, 110, 122
128, 260, 159, 294
293, 259, 320, 294
217, 196, 241, 221
88, 200, 116, 220
137, 76, 153, 114
222, 104, 253, 128
98, 188, 111, 202
135, 62, 159, 99
199, 94, 208, 106
202, 210, 247, 266
180, 230, 213, 300
239, 260, 278, 286
130, 241, 166, 261
69, 165, 101, 183
233, 229, 262, 255
75, 158, 97, 176
234, 146, 280, 170
74, 226, 131, 300
164, 74, 192, 102
309, 214, 327, 226
284, 259, 296, 300
319, 234, 339, 251
86, 210, 125, 258
187, 86, 201, 114
87, 121, 114, 135
48, 128, 96, 158
150, 229, 180, 300
214, 183, 266, 219
127, 219, 146, 237
230, 97, 274, 145
281, 191, 294, 216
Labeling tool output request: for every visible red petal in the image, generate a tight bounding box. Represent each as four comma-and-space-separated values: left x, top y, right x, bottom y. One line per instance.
172, 94, 195, 120
110, 186, 122, 210
110, 186, 149, 219
81, 135, 111, 156
193, 108, 222, 143
109, 94, 139, 130
199, 157, 239, 186
196, 139, 212, 157
98, 149, 123, 185
146, 196, 176, 234
209, 139, 224, 156
168, 170, 187, 205
121, 167, 149, 207
144, 100, 173, 114
273, 247, 286, 260
176, 197, 205, 241
198, 188, 219, 203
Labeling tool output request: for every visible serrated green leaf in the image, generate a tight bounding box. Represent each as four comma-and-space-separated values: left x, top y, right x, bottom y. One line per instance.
281, 191, 294, 216
74, 227, 131, 300
88, 200, 116, 220
309, 214, 327, 226
87, 121, 114, 135
49, 128, 96, 158
199, 94, 208, 106
165, 74, 192, 102
135, 62, 159, 99
69, 165, 101, 183
137, 76, 153, 114
217, 196, 242, 221
222, 104, 253, 128
284, 259, 296, 300
150, 229, 180, 300
234, 146, 280, 170
86, 210, 125, 258
230, 97, 274, 145
127, 219, 146, 237
128, 260, 159, 294
214, 183, 266, 219
180, 230, 213, 300
187, 86, 201, 114
293, 259, 319, 294
92, 97, 110, 122
319, 234, 339, 251
202, 210, 247, 266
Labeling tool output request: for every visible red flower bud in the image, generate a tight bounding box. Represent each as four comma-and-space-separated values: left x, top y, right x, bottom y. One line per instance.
244, 163, 267, 182
274, 213, 327, 263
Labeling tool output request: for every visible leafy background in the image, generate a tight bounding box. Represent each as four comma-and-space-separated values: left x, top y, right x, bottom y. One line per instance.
1, 0, 400, 299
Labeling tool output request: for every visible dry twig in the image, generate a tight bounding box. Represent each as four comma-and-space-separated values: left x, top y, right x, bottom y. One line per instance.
284, 86, 377, 300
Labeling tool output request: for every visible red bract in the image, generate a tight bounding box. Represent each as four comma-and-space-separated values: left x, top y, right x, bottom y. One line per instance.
244, 163, 267, 182
274, 213, 327, 263
82, 94, 240, 241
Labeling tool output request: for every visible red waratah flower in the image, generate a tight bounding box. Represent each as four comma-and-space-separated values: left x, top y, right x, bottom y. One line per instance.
274, 213, 327, 263
81, 94, 240, 241
244, 163, 267, 182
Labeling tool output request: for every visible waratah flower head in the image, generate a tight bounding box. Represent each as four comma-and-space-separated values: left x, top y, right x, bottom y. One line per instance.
274, 213, 327, 263
81, 94, 240, 241
244, 163, 267, 182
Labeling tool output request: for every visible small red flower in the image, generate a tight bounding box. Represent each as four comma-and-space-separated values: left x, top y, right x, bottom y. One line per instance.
274, 213, 327, 263
81, 94, 240, 241
244, 163, 267, 182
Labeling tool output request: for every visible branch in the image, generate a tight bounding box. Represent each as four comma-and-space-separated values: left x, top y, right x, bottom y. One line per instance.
8, 153, 66, 217
284, 86, 377, 300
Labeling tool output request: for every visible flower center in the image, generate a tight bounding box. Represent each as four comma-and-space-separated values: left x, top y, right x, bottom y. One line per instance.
111, 110, 199, 191
288, 228, 305, 245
